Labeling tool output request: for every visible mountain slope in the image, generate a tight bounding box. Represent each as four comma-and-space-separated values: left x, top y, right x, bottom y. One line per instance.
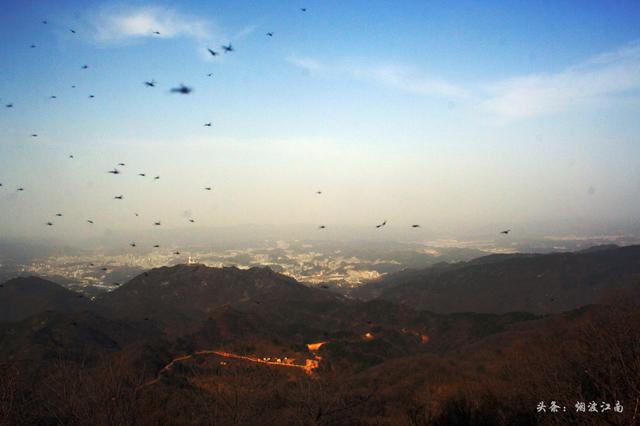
0, 276, 93, 322
353, 245, 640, 314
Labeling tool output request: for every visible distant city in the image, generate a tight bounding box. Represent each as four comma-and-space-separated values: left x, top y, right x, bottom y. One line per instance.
2, 234, 637, 296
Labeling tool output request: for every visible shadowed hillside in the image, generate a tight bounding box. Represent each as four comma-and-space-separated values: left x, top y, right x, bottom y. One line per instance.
353, 245, 640, 314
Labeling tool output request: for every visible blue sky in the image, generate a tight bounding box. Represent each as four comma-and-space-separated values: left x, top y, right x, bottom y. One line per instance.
1, 0, 640, 243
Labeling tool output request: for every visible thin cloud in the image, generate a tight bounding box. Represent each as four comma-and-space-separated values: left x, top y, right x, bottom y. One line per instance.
481, 41, 640, 121
287, 56, 468, 99
352, 64, 469, 99
89, 5, 214, 44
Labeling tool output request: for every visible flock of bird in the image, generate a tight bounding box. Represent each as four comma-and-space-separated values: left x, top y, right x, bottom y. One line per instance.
1, 8, 513, 270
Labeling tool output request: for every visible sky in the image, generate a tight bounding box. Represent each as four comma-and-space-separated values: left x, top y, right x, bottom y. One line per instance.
1, 0, 640, 245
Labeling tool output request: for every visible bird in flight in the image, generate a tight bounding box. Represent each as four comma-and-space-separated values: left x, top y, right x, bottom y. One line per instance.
89, 95, 95, 99
138, 173, 146, 177
301, 8, 307, 12
70, 29, 76, 34
153, 221, 161, 226
49, 95, 57, 99
118, 163, 125, 166
206, 73, 213, 77
108, 169, 120, 174
189, 219, 195, 223
500, 229, 511, 235
222, 44, 234, 53
55, 213, 63, 217
114, 195, 124, 200
31, 134, 38, 138
71, 85, 76, 89
170, 84, 192, 94
81, 65, 89, 69
87, 220, 94, 224
316, 191, 322, 195
130, 243, 136, 247
153, 176, 160, 180
204, 122, 212, 127
42, 20, 48, 24
144, 80, 156, 87
153, 31, 161, 35
134, 213, 139, 217
376, 220, 388, 229
153, 244, 160, 248
17, 187, 24, 191
30, 44, 36, 48
318, 225, 326, 229
411, 224, 420, 228
204, 187, 212, 191
46, 222, 53, 226
5, 104, 13, 108
174, 251, 180, 255
266, 32, 274, 37
207, 48, 218, 56
69, 155, 74, 159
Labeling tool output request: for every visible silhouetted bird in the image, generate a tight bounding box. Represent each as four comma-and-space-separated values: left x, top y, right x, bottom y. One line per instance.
316, 191, 322, 194
153, 221, 161, 226
144, 80, 156, 87
206, 73, 213, 77
89, 95, 95, 98
266, 32, 273, 37
204, 122, 212, 127
46, 222, 53, 226
87, 220, 94, 224
31, 134, 38, 137
222, 44, 234, 52
5, 104, 13, 108
17, 187, 24, 191
30, 44, 36, 48
108, 169, 120, 174
319, 225, 326, 229
153, 176, 160, 180
81, 65, 89, 69
204, 187, 212, 190
153, 244, 160, 248
170, 84, 192, 94
174, 251, 180, 255
376, 220, 387, 229
114, 195, 123, 200
153, 31, 161, 35
55, 213, 63, 217
500, 229, 511, 235
138, 173, 146, 177
70, 29, 76, 34
130, 242, 136, 247
301, 8, 307, 12
118, 163, 125, 166
50, 95, 57, 99
42, 20, 47, 24
134, 213, 139, 216
69, 155, 74, 159
189, 219, 195, 223
207, 48, 218, 56
411, 224, 420, 228
71, 85, 76, 88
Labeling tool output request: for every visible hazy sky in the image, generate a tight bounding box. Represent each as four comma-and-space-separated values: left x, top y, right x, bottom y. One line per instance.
1, 0, 640, 243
